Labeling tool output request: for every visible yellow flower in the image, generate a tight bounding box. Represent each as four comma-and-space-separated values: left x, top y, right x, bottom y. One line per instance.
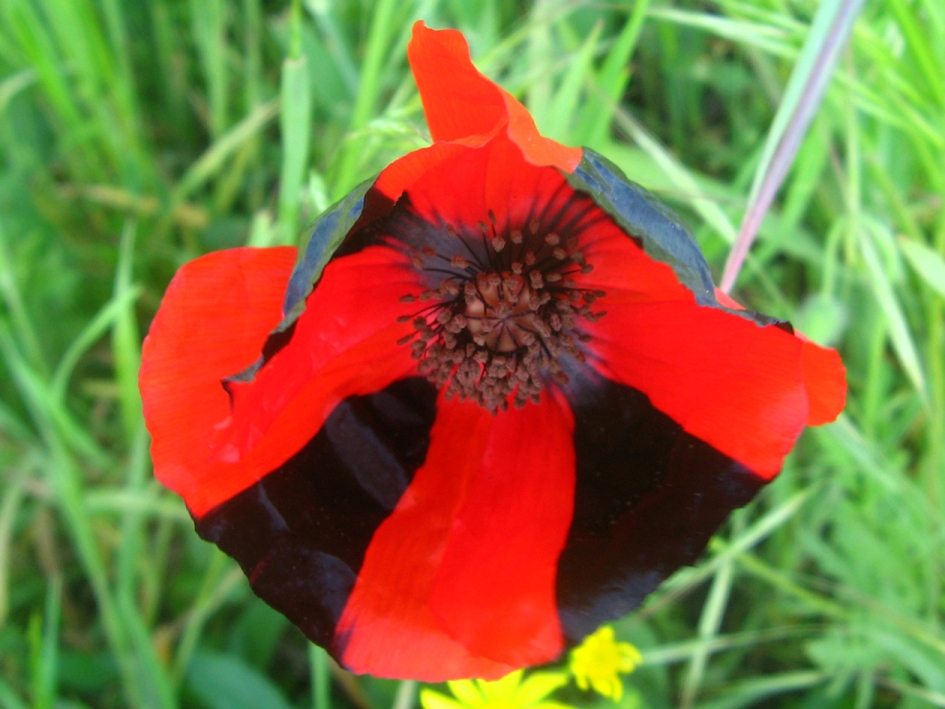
568, 626, 643, 701
420, 670, 573, 709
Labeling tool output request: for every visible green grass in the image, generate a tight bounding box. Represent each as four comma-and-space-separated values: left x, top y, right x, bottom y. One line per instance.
1, 0, 944, 707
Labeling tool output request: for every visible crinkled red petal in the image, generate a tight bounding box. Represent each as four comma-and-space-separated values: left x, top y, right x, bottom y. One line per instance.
500, 91, 581, 172
576, 229, 817, 479
407, 23, 507, 145
144, 245, 424, 517
337, 392, 572, 680
799, 340, 846, 425
714, 289, 846, 426
399, 132, 575, 241
373, 141, 472, 201
408, 21, 580, 172
140, 247, 297, 515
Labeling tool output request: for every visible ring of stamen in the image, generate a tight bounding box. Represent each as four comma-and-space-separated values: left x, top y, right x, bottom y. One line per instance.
400, 210, 606, 413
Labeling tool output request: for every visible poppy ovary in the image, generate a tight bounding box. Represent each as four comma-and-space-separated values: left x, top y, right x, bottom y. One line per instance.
397, 213, 607, 414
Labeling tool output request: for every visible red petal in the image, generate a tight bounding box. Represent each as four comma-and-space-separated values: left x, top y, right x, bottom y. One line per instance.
714, 289, 846, 426
394, 132, 576, 246
145, 245, 424, 517
408, 21, 580, 172
407, 22, 507, 145
577, 233, 814, 479
798, 334, 846, 425
501, 93, 581, 173
337, 392, 573, 680
373, 141, 471, 201
140, 247, 297, 514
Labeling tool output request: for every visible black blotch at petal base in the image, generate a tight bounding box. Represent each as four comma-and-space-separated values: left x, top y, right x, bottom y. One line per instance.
195, 377, 438, 650
196, 368, 766, 660
557, 368, 767, 644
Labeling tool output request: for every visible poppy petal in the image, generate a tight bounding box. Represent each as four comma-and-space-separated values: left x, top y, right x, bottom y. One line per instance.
194, 245, 423, 516
337, 392, 574, 680
581, 287, 809, 479
556, 368, 765, 641
501, 94, 582, 173
799, 339, 847, 425
407, 22, 508, 145
382, 132, 583, 251
195, 377, 439, 652
140, 246, 297, 513
143, 242, 423, 518
713, 288, 846, 426
374, 141, 475, 202
429, 390, 573, 667
566, 152, 843, 477
408, 21, 581, 172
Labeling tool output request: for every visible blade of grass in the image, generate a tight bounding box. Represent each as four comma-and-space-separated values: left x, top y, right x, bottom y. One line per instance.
171, 98, 280, 204
309, 644, 331, 709
242, 0, 263, 113
887, 0, 945, 109
899, 237, 945, 300
392, 680, 417, 709
878, 676, 945, 708
35, 0, 146, 183
116, 588, 177, 709
525, 0, 554, 122
30, 575, 61, 709
1, 0, 106, 181
0, 219, 47, 374
112, 220, 142, 443
116, 431, 150, 600
149, 2, 188, 126
51, 285, 142, 404
0, 678, 30, 709
0, 477, 26, 628
188, 0, 228, 139
0, 309, 112, 470
0, 319, 142, 706
277, 49, 312, 245
720, 0, 866, 292
734, 551, 849, 620
170, 552, 243, 685
98, 0, 138, 123
83, 487, 191, 523
329, 0, 398, 196
541, 21, 601, 143
0, 67, 36, 115
303, 0, 358, 97
641, 625, 819, 667
694, 671, 828, 709
860, 218, 928, 401
680, 558, 736, 709
648, 7, 795, 59
574, 0, 650, 148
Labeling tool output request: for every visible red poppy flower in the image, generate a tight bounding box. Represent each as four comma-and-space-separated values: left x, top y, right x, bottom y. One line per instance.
140, 22, 846, 681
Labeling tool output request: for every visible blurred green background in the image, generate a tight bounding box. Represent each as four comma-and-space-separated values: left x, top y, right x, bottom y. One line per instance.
1, 0, 944, 707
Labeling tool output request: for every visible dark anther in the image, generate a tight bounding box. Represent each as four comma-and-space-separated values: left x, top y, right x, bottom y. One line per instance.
396, 213, 608, 413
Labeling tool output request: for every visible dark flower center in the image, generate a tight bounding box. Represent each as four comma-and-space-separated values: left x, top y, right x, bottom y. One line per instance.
398, 214, 606, 412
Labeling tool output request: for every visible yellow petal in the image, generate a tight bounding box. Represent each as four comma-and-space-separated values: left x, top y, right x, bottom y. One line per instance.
448, 680, 485, 709
514, 671, 568, 706
480, 670, 524, 702
422, 689, 468, 709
